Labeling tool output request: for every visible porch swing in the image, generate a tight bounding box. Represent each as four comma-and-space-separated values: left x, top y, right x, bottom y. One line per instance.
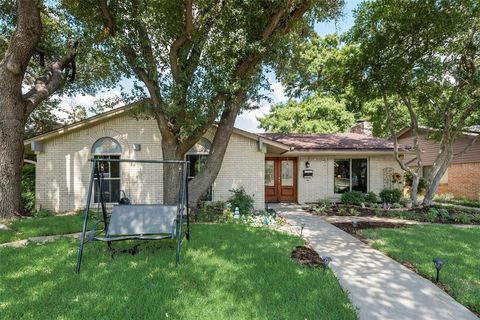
75, 158, 190, 273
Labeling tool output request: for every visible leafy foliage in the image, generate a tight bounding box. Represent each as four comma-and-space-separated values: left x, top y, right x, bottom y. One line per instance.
364, 191, 378, 204
228, 187, 255, 215
258, 93, 354, 133
379, 189, 403, 204
340, 191, 365, 205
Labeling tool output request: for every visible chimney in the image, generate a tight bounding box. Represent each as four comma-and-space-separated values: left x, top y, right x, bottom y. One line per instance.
350, 121, 373, 136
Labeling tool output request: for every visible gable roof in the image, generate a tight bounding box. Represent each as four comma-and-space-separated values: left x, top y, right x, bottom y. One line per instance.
23, 102, 290, 151
258, 132, 403, 151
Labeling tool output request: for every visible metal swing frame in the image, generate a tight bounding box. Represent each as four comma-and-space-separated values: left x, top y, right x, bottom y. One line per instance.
75, 158, 190, 273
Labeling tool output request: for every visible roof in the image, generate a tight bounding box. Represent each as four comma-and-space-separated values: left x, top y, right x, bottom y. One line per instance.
23, 101, 290, 151
258, 132, 402, 151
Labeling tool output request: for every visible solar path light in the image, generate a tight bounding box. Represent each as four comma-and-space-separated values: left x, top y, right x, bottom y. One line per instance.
432, 258, 446, 283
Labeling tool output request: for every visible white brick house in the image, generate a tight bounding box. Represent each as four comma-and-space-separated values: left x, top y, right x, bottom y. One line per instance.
25, 104, 404, 213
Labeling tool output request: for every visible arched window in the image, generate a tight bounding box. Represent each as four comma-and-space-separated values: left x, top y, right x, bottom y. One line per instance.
92, 137, 122, 203
92, 137, 122, 155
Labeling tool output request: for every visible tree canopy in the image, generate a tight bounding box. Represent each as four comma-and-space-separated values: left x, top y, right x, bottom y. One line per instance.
258, 93, 354, 133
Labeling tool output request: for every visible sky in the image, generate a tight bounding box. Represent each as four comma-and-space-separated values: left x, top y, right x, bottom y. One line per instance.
60, 1, 362, 133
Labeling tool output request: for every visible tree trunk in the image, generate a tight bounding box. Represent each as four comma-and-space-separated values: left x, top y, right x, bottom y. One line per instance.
409, 173, 420, 206
188, 104, 239, 208
161, 138, 184, 205
0, 99, 25, 218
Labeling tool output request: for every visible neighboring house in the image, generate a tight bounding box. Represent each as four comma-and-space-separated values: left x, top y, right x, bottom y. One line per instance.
396, 127, 480, 200
24, 105, 404, 213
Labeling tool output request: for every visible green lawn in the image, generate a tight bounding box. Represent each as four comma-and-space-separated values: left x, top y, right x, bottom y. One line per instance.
0, 214, 88, 244
360, 225, 480, 314
0, 223, 356, 319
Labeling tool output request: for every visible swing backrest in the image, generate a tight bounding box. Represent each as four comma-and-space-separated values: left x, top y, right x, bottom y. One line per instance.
106, 204, 179, 236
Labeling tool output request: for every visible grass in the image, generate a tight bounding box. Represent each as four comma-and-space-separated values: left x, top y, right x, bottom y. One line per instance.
359, 225, 480, 314
0, 223, 356, 319
0, 214, 90, 244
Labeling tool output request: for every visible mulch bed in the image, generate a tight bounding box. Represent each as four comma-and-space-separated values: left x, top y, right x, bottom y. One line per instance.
331, 221, 408, 234
291, 245, 328, 268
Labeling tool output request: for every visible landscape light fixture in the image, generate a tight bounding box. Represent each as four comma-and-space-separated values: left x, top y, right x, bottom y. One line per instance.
322, 256, 332, 268
300, 223, 305, 235
432, 258, 446, 283
352, 221, 358, 228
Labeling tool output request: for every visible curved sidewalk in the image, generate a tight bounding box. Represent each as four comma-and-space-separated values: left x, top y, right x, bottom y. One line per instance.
272, 204, 478, 320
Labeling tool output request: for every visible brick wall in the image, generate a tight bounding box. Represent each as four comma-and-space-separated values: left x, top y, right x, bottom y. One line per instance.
35, 115, 265, 212
436, 163, 480, 200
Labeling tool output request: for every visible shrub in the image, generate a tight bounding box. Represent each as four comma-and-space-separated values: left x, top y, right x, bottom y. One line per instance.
454, 213, 471, 224
437, 208, 450, 221
423, 208, 438, 222
228, 187, 254, 215
364, 191, 378, 204
379, 188, 403, 204
197, 201, 226, 222
33, 208, 53, 218
337, 208, 347, 216
21, 164, 36, 215
311, 198, 331, 215
391, 203, 402, 209
371, 203, 380, 209
341, 191, 365, 205
21, 191, 35, 215
348, 208, 359, 216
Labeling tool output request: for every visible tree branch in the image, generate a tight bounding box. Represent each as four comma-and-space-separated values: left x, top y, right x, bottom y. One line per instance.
23, 43, 78, 116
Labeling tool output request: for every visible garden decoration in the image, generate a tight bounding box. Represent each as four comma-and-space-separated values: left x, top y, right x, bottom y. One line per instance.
76, 158, 190, 273
234, 207, 240, 219
432, 258, 446, 283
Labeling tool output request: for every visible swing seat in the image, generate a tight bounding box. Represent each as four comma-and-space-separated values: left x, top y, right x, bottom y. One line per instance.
94, 204, 179, 242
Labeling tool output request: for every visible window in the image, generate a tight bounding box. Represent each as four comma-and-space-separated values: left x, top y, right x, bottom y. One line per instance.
334, 159, 368, 193
265, 160, 275, 186
92, 137, 122, 203
186, 154, 212, 201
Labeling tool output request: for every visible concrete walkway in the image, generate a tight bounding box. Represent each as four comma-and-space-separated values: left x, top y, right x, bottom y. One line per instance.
272, 203, 478, 320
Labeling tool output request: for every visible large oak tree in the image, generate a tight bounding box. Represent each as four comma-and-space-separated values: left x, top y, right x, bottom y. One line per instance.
64, 0, 343, 207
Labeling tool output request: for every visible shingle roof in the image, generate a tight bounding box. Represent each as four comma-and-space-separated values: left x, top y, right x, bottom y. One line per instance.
258, 132, 402, 151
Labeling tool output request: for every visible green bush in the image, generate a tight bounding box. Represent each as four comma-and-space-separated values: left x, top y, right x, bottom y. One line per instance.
197, 201, 226, 222
33, 208, 53, 218
423, 208, 438, 222
364, 191, 378, 204
391, 203, 402, 209
21, 164, 36, 215
379, 188, 403, 204
228, 187, 254, 215
454, 213, 471, 224
437, 208, 450, 221
341, 191, 365, 205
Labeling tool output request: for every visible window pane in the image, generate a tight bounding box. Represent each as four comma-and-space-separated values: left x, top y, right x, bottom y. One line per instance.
265, 160, 275, 186
92, 137, 121, 155
186, 154, 207, 178
334, 159, 350, 193
281, 160, 294, 186
110, 179, 121, 202
110, 156, 120, 178
352, 159, 368, 193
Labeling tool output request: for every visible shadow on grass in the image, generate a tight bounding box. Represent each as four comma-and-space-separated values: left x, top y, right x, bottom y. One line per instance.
0, 224, 356, 320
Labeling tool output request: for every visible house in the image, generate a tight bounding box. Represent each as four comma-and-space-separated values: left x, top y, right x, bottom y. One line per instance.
24, 105, 405, 213
396, 127, 480, 200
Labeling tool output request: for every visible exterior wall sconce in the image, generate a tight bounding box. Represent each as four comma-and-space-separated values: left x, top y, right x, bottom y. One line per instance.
133, 144, 141, 151
305, 161, 310, 168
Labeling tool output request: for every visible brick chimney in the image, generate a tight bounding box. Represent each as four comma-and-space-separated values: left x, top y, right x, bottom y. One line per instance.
350, 121, 373, 136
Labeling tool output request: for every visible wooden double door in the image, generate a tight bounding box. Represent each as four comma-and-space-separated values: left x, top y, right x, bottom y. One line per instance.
265, 157, 297, 202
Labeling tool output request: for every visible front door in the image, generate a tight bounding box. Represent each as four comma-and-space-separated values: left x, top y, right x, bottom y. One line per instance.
265, 157, 297, 202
